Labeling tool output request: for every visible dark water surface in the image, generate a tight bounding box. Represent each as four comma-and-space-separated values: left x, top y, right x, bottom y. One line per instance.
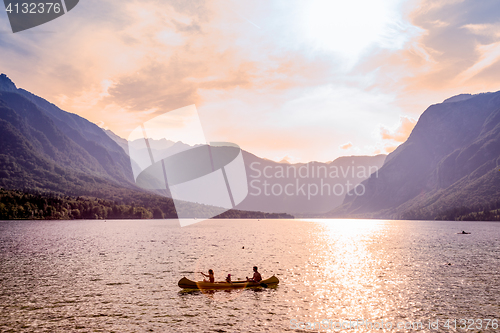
0, 219, 499, 332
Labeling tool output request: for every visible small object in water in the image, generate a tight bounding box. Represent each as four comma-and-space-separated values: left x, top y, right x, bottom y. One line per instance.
242, 246, 244, 249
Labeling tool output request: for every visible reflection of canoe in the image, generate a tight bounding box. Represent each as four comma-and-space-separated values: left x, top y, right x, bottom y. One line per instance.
178, 275, 279, 289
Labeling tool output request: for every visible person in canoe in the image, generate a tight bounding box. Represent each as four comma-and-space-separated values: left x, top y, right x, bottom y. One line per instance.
225, 274, 232, 283
200, 269, 215, 283
246, 266, 262, 282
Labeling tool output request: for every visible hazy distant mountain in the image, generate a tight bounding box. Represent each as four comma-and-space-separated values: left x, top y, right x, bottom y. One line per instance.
105, 129, 386, 215
332, 91, 500, 219
105, 129, 199, 161
237, 152, 386, 214
129, 138, 191, 161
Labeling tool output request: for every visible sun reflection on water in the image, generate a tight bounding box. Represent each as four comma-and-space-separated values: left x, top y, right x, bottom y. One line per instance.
295, 219, 402, 324
1, 219, 498, 332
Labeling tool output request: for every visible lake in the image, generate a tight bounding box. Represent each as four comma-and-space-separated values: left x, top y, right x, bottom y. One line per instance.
0, 219, 499, 332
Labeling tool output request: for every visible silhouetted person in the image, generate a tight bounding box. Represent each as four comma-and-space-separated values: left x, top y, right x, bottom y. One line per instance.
246, 266, 262, 282
200, 269, 214, 283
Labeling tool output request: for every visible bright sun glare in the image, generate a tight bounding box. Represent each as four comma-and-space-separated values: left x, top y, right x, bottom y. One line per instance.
299, 0, 405, 62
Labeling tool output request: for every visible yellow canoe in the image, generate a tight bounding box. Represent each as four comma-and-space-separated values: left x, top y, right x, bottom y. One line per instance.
178, 275, 279, 289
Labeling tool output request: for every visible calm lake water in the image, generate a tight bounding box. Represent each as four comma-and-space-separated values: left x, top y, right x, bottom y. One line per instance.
0, 219, 499, 332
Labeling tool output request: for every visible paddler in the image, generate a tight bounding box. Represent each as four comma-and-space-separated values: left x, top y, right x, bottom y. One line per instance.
200, 269, 215, 283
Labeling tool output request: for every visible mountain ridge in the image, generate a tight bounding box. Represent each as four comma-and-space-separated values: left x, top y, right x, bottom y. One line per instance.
331, 90, 500, 219
0, 74, 134, 186
104, 129, 387, 214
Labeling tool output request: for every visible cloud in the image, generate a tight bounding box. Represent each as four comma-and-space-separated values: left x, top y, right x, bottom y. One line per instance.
403, 0, 500, 87
380, 116, 417, 142
353, 0, 500, 122
3, 0, 500, 163
340, 142, 353, 150
462, 23, 500, 39
383, 145, 400, 154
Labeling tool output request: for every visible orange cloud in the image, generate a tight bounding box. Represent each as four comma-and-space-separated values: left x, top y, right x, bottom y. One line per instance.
384, 145, 399, 154
340, 142, 353, 150
351, 0, 500, 122
3, 0, 500, 163
380, 116, 417, 143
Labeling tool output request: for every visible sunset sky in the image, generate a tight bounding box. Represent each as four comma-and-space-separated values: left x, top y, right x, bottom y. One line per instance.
2, 0, 500, 163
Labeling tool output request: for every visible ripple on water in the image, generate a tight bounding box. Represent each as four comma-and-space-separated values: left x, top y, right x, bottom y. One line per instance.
0, 219, 499, 332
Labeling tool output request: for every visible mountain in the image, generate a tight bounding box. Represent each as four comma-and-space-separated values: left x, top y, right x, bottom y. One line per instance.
0, 73, 386, 216
104, 129, 129, 153
106, 130, 386, 215
332, 91, 500, 219
0, 74, 17, 92
237, 152, 386, 215
0, 74, 133, 187
105, 129, 201, 160
0, 81, 136, 198
0, 75, 293, 219
15, 86, 134, 184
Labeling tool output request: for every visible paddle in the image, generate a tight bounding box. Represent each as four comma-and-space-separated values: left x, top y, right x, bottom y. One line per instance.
246, 276, 268, 288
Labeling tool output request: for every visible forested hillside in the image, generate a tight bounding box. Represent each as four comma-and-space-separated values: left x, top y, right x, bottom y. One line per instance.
0, 188, 293, 220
